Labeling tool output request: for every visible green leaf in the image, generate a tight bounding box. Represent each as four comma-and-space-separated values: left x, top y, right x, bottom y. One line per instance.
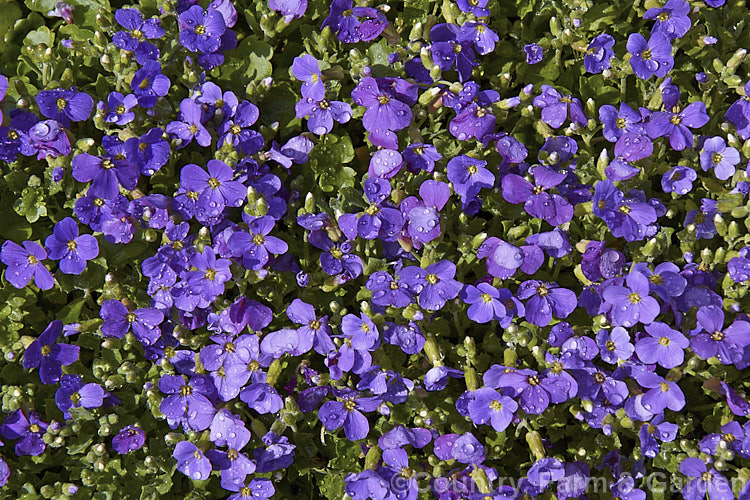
13, 186, 47, 223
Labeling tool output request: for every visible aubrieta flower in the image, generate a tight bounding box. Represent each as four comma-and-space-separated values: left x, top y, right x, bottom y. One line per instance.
23, 119, 71, 159
269, 0, 307, 22
627, 32, 674, 80
167, 98, 212, 148
635, 322, 689, 368
584, 34, 615, 74
1, 240, 54, 290
318, 388, 380, 441
402, 143, 442, 173
228, 215, 288, 270
599, 102, 646, 142
460, 283, 507, 324
596, 327, 635, 364
0, 409, 48, 456
55, 374, 104, 417
690, 305, 750, 364
159, 374, 216, 431
104, 92, 138, 125
295, 86, 352, 136
291, 54, 325, 98
633, 370, 685, 413
286, 298, 335, 355
321, 0, 388, 44
179, 4, 226, 53
456, 0, 489, 16
173, 441, 212, 480
101, 299, 164, 346
524, 43, 544, 64
44, 217, 99, 275
679, 458, 733, 500
661, 165, 697, 194
699, 136, 740, 180
113, 8, 164, 63
532, 85, 587, 129
350, 76, 412, 150
517, 280, 577, 327
644, 0, 691, 39
36, 88, 94, 127
131, 61, 170, 108
724, 81, 750, 140
430, 23, 478, 82
111, 425, 146, 454
72, 150, 139, 200
699, 421, 747, 457
225, 479, 275, 500
501, 165, 574, 226
180, 159, 246, 225
338, 177, 403, 241
447, 155, 494, 201
602, 271, 660, 327
23, 320, 79, 385
467, 388, 518, 432
217, 100, 264, 155
646, 100, 709, 151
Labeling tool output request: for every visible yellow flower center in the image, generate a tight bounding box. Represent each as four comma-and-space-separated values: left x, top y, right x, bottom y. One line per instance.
658, 336, 670, 346
138, 77, 150, 90
426, 273, 438, 285
205, 269, 216, 281
414, 146, 424, 155
650, 274, 663, 285
126, 313, 137, 323
41, 345, 51, 357
528, 375, 540, 386
559, 96, 572, 103
467, 165, 478, 175
453, 44, 462, 54
179, 385, 193, 396
594, 372, 606, 384
187, 191, 199, 200
252, 234, 265, 245
330, 247, 343, 259
713, 153, 723, 164
657, 12, 670, 22
616, 117, 627, 129
57, 98, 67, 111
377, 95, 390, 105
225, 342, 235, 353
189, 124, 198, 134
490, 400, 503, 411
365, 203, 380, 216
606, 340, 616, 351
207, 178, 221, 189
628, 292, 641, 304
641, 49, 652, 60
536, 285, 549, 296
249, 360, 260, 371
116, 105, 126, 114
319, 99, 330, 110
102, 159, 114, 169
67, 240, 77, 251
27, 254, 39, 265
195, 25, 206, 35
711, 330, 724, 341
70, 392, 81, 404
619, 205, 631, 214
8, 130, 18, 140
310, 320, 321, 330
231, 124, 242, 135
659, 382, 670, 392
481, 293, 493, 303
29, 424, 40, 433
670, 115, 682, 125
344, 399, 357, 411
132, 29, 143, 40
390, 281, 400, 290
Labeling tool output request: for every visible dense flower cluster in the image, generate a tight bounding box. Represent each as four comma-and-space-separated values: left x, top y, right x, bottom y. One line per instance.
1, 0, 750, 497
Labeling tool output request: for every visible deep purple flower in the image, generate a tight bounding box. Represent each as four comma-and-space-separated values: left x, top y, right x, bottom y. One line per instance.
532, 85, 587, 129
461, 283, 507, 324
22, 119, 71, 159
690, 305, 750, 364
527, 458, 565, 490
366, 270, 414, 308
680, 458, 733, 500
584, 34, 615, 73
173, 441, 212, 480
44, 217, 99, 275
661, 165, 697, 194
179, 4, 226, 53
456, 0, 489, 16
634, 370, 685, 413
0, 410, 48, 456
23, 320, 79, 385
700, 136, 740, 180
112, 425, 146, 454
217, 101, 264, 155
104, 92, 138, 125
338, 177, 403, 241
501, 166, 573, 225
350, 76, 412, 149
644, 0, 691, 39
403, 143, 442, 173
159, 374, 216, 431
524, 43, 544, 64
646, 101, 709, 151
226, 479, 275, 500
517, 280, 577, 327
269, 0, 307, 22
492, 367, 573, 414
725, 81, 750, 140
635, 322, 689, 368
286, 298, 335, 355
322, 0, 388, 44
36, 88, 93, 127
167, 98, 212, 147
125, 127, 170, 176
296, 86, 352, 135
228, 215, 288, 270
447, 155, 494, 200
430, 24, 478, 82
1, 240, 54, 290
596, 327, 634, 364
72, 151, 139, 200
100, 299, 164, 346
180, 160, 246, 225
318, 389, 380, 441
602, 271, 660, 327
627, 33, 674, 79
401, 260, 463, 311
131, 61, 170, 108
598, 103, 645, 142
467, 388, 518, 432
292, 54, 325, 97
55, 374, 104, 417
113, 8, 164, 63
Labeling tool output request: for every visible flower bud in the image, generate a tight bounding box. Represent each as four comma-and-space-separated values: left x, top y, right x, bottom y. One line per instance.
526, 430, 545, 460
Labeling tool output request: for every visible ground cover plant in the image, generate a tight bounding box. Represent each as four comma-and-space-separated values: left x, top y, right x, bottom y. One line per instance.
2, 0, 750, 498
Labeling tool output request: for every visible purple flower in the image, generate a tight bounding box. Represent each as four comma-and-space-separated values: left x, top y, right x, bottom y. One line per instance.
54, 374, 104, 417
493, 367, 573, 414
596, 327, 634, 364
286, 298, 335, 355
35, 88, 93, 127
180, 160, 246, 225
517, 280, 577, 327
461, 283, 507, 324
644, 0, 691, 39
447, 155, 494, 200
598, 103, 645, 142
456, 0, 489, 16
430, 24, 478, 82
72, 151, 139, 200
173, 441, 212, 480
228, 216, 288, 270
1, 410, 48, 456
366, 270, 414, 308
634, 370, 685, 413
317, 389, 380, 441
661, 165, 697, 194
113, 8, 164, 63
101, 299, 164, 346
269, 0, 307, 22
321, 0, 388, 44
0, 240, 54, 290
635, 322, 689, 368
449, 87, 500, 142
403, 143, 442, 173
603, 271, 660, 327
167, 98, 212, 147
186, 247, 232, 301
217, 101, 264, 155
112, 425, 146, 454
627, 32, 674, 79
646, 101, 709, 151
296, 88, 352, 136
524, 43, 544, 64
159, 374, 216, 431
291, 54, 325, 98
253, 431, 295, 472
179, 4, 226, 53
527, 458, 565, 490
532, 85, 587, 129
125, 127, 170, 176
401, 260, 463, 311
584, 34, 615, 73
338, 177, 403, 241
131, 61, 170, 108
700, 136, 740, 180
725, 81, 750, 140
467, 388, 518, 432
351, 76, 412, 149
226, 479, 275, 500
22, 320, 79, 385
679, 458, 733, 500
44, 217, 99, 275
690, 305, 750, 364
501, 166, 573, 225
104, 92, 138, 125
22, 119, 71, 159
